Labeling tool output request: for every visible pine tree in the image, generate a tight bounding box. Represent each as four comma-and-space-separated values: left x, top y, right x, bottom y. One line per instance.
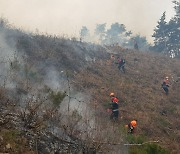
94, 23, 106, 44
152, 1, 180, 58
166, 0, 180, 58
131, 35, 150, 51
152, 12, 168, 53
105, 22, 126, 45
173, 0, 180, 15
80, 26, 90, 42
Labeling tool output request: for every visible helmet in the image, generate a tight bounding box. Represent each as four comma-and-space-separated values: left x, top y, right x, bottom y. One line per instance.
165, 77, 169, 80
110, 92, 115, 97
131, 120, 137, 127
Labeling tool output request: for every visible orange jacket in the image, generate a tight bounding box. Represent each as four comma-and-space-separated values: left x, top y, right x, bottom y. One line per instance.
163, 79, 169, 85
111, 97, 119, 104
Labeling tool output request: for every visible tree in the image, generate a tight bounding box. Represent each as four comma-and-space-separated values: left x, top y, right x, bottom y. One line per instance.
125, 31, 132, 37
94, 23, 106, 44
166, 18, 180, 57
105, 22, 126, 45
166, 1, 180, 57
80, 26, 90, 42
152, 1, 180, 58
173, 0, 180, 15
152, 12, 168, 52
126, 35, 150, 51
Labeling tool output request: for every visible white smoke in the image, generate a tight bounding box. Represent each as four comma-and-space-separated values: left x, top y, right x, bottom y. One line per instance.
0, 29, 16, 88
0, 0, 175, 43
44, 67, 67, 91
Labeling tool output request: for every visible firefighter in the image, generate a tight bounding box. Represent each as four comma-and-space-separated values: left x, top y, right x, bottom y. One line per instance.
110, 54, 116, 65
125, 120, 137, 134
117, 58, 126, 73
162, 77, 169, 95
109, 93, 119, 121
134, 40, 139, 50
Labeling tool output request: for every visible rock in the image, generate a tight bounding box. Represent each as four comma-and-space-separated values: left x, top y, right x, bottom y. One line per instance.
0, 136, 3, 141
6, 143, 11, 149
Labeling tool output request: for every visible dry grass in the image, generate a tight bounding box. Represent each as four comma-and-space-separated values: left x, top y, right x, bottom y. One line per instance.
74, 46, 180, 153
0, 21, 179, 152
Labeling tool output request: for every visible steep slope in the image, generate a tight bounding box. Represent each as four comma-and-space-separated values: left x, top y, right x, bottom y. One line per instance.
0, 20, 180, 153
73, 46, 180, 153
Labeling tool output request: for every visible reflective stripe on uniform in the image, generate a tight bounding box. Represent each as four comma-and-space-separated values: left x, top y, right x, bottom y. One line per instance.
113, 109, 119, 112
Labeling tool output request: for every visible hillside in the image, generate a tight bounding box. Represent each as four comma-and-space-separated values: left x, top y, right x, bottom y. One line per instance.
0, 21, 180, 153
73, 46, 180, 153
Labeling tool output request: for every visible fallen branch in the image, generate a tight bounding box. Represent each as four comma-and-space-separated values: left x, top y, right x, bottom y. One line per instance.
124, 140, 159, 146
88, 140, 159, 146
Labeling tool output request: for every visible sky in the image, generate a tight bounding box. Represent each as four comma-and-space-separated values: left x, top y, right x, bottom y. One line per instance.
0, 0, 175, 43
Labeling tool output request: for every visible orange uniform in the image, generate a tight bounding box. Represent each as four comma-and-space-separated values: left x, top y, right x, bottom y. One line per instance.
164, 79, 169, 85
109, 93, 119, 120
111, 96, 119, 104
127, 120, 137, 134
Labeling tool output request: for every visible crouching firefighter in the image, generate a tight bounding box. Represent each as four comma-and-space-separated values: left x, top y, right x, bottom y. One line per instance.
109, 92, 119, 121
162, 77, 169, 95
125, 120, 137, 134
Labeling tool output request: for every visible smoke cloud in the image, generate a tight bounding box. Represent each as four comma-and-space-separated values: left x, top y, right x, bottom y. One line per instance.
0, 0, 175, 43
0, 27, 16, 88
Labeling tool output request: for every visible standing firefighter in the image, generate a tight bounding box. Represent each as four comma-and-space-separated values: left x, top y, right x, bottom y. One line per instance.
162, 77, 169, 95
117, 57, 126, 73
110, 54, 116, 65
125, 120, 137, 134
134, 40, 139, 50
109, 92, 119, 121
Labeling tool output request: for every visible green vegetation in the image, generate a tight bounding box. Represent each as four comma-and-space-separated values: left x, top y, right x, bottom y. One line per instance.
126, 135, 146, 144
158, 118, 169, 128
152, 1, 180, 57
0, 129, 33, 153
49, 90, 66, 106
72, 109, 82, 121
129, 143, 170, 154
2, 129, 20, 143
125, 135, 170, 154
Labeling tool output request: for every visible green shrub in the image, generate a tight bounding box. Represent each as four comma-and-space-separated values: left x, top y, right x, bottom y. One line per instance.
126, 135, 146, 144
28, 70, 38, 80
10, 60, 21, 71
72, 109, 82, 121
125, 134, 169, 154
3, 129, 20, 142
49, 90, 66, 106
43, 85, 51, 93
129, 143, 170, 154
158, 118, 169, 127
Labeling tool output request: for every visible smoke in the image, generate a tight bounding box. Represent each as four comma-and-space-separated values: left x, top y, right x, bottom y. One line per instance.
0, 33, 14, 58
44, 67, 67, 91
0, 0, 175, 43
0, 25, 17, 88
38, 65, 95, 129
